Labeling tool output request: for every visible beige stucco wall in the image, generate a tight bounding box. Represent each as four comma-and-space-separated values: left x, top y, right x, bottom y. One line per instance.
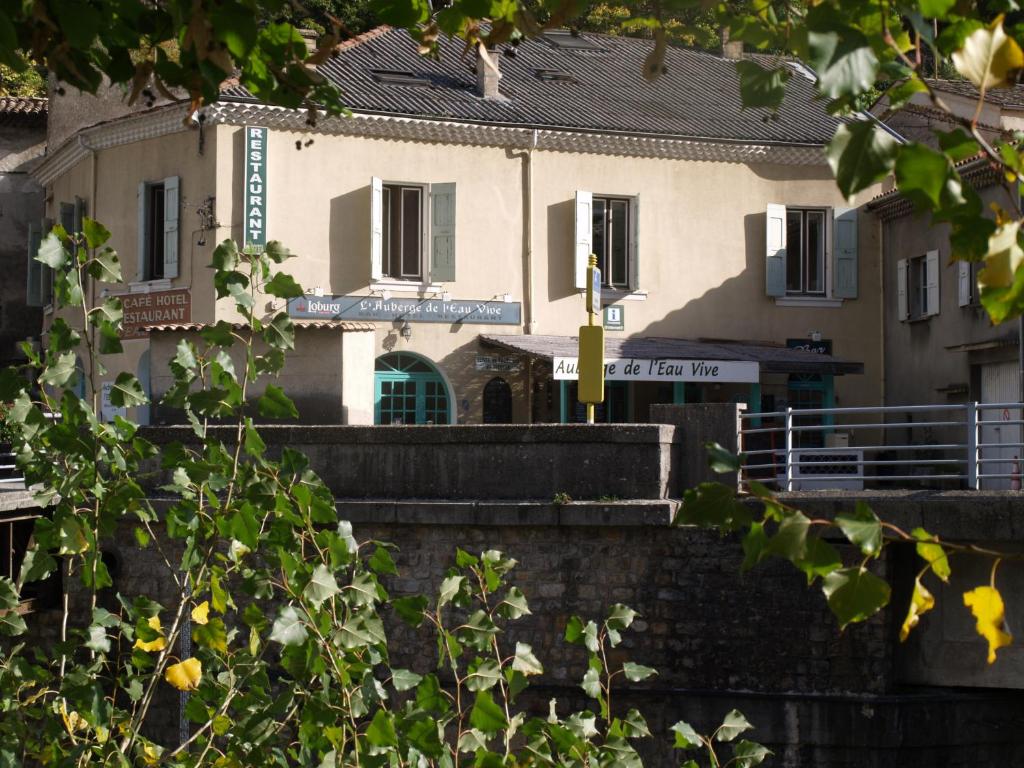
41, 116, 885, 425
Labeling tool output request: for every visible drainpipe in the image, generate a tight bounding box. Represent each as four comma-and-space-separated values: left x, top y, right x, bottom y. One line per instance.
524, 129, 538, 335
77, 135, 99, 408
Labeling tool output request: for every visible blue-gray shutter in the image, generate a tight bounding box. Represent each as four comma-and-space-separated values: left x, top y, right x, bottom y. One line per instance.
138, 182, 147, 281
25, 223, 42, 307
370, 177, 383, 281
430, 182, 456, 282
163, 176, 179, 279
574, 190, 592, 290
629, 194, 640, 290
765, 204, 786, 297
833, 207, 858, 299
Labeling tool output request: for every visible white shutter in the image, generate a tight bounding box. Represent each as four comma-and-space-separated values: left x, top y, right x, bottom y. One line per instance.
370, 176, 383, 281
163, 176, 179, 279
833, 207, 858, 299
138, 182, 148, 281
629, 194, 640, 290
958, 260, 972, 307
41, 217, 53, 306
574, 190, 592, 290
25, 223, 42, 307
925, 249, 940, 316
765, 203, 786, 297
430, 183, 456, 282
897, 258, 908, 321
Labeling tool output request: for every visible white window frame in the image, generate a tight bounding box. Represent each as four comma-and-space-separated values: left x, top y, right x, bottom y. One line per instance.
381, 182, 428, 282
592, 195, 633, 290
136, 176, 179, 286
899, 250, 940, 321
771, 205, 845, 308
574, 189, 643, 299
785, 207, 829, 297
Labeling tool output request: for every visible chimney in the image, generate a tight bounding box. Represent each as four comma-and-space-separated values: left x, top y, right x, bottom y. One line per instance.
720, 28, 743, 60
297, 28, 318, 55
476, 45, 501, 99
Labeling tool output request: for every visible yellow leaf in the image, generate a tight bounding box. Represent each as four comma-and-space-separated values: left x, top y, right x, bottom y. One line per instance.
899, 578, 935, 642
953, 16, 1024, 90
60, 702, 85, 734
191, 600, 210, 625
141, 742, 163, 765
134, 615, 165, 652
165, 657, 202, 691
963, 585, 1013, 664
979, 220, 1024, 288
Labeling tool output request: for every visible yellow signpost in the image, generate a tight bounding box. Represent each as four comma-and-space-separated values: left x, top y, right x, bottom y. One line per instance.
578, 255, 605, 423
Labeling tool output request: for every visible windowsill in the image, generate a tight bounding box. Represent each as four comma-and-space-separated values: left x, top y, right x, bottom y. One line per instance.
775, 296, 843, 308
127, 279, 173, 293
372, 279, 445, 294
905, 314, 936, 323
601, 289, 648, 302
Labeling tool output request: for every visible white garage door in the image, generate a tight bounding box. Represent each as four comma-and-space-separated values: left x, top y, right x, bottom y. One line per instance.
980, 361, 1021, 490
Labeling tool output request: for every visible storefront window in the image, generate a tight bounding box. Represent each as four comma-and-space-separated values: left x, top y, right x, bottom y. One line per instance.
374, 353, 450, 425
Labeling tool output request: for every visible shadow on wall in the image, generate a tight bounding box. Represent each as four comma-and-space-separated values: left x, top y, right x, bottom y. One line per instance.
433, 337, 533, 424
546, 198, 578, 303
330, 187, 371, 295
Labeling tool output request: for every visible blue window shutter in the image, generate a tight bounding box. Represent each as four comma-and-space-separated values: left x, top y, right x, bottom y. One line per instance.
833, 207, 858, 299
26, 223, 42, 307
765, 203, 786, 297
371, 177, 383, 281
574, 190, 592, 290
430, 182, 456, 282
138, 182, 147, 281
163, 176, 179, 279
59, 202, 74, 235
629, 194, 640, 290
897, 258, 908, 321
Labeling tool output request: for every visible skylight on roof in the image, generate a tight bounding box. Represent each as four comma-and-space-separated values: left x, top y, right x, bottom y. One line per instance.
543, 29, 606, 52
371, 70, 432, 87
535, 69, 579, 83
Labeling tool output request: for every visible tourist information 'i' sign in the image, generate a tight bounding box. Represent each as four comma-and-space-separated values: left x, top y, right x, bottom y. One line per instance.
244, 126, 267, 253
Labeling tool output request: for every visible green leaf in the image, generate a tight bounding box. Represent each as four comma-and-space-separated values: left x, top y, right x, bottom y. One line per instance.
469, 690, 507, 735
706, 442, 742, 474
715, 709, 753, 742
243, 420, 266, 457
264, 272, 304, 299
512, 642, 544, 676
676, 482, 753, 532
912, 527, 951, 582
270, 604, 308, 646
438, 574, 464, 608
257, 384, 298, 419
390, 668, 422, 691
416, 673, 449, 714
465, 658, 503, 691
808, 28, 878, 99
606, 603, 636, 630
36, 232, 67, 269
366, 709, 398, 747
622, 661, 657, 681
622, 708, 650, 739
108, 372, 146, 408
581, 667, 602, 698
193, 618, 228, 653
262, 312, 295, 350
953, 17, 1024, 90
733, 739, 772, 767
85, 623, 110, 653
937, 129, 980, 163
303, 564, 339, 608
895, 143, 954, 210
835, 501, 882, 557
741, 521, 768, 572
793, 535, 842, 583
766, 511, 810, 562
826, 121, 899, 200
498, 585, 530, 619
41, 351, 77, 387
735, 60, 789, 110
671, 720, 701, 750
368, 545, 397, 576
392, 594, 428, 626
821, 567, 891, 629
82, 217, 111, 249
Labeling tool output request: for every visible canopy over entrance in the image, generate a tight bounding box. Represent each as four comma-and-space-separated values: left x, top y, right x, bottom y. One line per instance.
480, 334, 863, 380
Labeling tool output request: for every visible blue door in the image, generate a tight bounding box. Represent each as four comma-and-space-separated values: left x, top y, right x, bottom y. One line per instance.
374, 353, 451, 425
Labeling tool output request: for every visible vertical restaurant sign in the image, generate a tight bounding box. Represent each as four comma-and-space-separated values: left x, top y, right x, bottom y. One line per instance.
244, 126, 267, 253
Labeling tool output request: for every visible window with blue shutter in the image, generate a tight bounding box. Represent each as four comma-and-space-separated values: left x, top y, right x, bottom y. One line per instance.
765, 204, 786, 297
137, 176, 180, 281
430, 182, 456, 282
833, 208, 858, 299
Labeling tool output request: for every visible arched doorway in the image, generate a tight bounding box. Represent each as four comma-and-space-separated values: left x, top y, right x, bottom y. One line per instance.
482, 377, 512, 423
374, 353, 451, 425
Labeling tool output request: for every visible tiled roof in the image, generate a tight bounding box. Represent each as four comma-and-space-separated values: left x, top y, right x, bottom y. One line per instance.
480, 334, 863, 375
147, 320, 375, 332
924, 78, 1024, 109
0, 96, 46, 128
222, 27, 847, 145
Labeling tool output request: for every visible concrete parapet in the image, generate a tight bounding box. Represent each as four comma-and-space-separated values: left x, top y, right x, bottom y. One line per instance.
649, 403, 742, 489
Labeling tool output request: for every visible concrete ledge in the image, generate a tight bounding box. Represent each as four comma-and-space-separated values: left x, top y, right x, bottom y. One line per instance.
0, 489, 38, 513
336, 499, 678, 527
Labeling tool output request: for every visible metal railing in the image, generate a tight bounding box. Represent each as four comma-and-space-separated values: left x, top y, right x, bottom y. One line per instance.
738, 402, 1024, 491
0, 447, 21, 487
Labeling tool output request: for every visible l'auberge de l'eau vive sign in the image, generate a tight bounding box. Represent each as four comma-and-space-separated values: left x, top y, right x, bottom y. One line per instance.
244, 126, 267, 253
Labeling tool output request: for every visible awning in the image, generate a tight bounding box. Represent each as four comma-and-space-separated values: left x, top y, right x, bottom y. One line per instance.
479, 334, 864, 376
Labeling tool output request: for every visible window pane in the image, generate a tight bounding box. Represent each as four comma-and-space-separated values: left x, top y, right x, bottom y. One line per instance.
402, 188, 421, 278
386, 186, 403, 278
610, 200, 628, 287
592, 199, 607, 277
382, 187, 394, 278
805, 211, 825, 293
149, 185, 165, 280
786, 211, 802, 292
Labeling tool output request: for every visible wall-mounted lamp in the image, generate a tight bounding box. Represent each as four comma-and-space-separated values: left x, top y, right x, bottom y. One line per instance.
382, 289, 392, 301
808, 330, 822, 342
313, 286, 324, 297
502, 293, 512, 303
399, 320, 413, 340
441, 291, 452, 302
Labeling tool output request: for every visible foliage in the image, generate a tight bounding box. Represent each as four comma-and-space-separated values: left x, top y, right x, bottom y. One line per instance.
0, 63, 45, 97
0, 223, 767, 765
677, 444, 1017, 665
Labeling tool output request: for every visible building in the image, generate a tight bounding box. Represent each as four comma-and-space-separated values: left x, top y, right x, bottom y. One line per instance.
31, 28, 888, 425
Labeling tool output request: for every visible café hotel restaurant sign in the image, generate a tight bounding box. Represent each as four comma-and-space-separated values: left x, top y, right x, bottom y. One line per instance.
288, 294, 521, 325
121, 289, 191, 339
553, 356, 759, 383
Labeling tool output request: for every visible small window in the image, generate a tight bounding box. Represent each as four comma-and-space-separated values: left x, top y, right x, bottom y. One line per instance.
785, 208, 826, 295
543, 30, 607, 52
898, 251, 939, 321
483, 377, 513, 423
146, 184, 166, 280
382, 184, 424, 280
535, 69, 578, 83
137, 176, 180, 282
592, 196, 632, 289
371, 70, 432, 88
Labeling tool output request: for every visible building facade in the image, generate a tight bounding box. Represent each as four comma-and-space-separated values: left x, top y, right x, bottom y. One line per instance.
32, 28, 887, 425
